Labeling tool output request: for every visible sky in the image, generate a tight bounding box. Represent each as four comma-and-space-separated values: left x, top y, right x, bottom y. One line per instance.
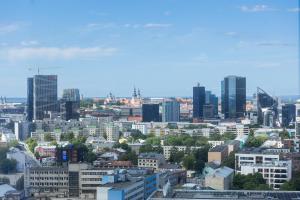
0, 0, 299, 98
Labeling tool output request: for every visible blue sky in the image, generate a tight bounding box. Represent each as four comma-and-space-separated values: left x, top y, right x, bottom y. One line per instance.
0, 0, 299, 97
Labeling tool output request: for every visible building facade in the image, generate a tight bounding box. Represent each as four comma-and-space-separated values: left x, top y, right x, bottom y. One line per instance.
221, 76, 246, 119
193, 84, 206, 120
162, 99, 180, 122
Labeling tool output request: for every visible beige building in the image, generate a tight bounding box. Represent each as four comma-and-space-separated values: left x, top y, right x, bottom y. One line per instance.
208, 145, 228, 164
138, 153, 166, 170
205, 166, 234, 190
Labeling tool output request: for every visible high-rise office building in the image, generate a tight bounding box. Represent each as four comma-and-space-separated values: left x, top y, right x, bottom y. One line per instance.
282, 104, 296, 128
27, 75, 58, 120
61, 88, 80, 120
26, 78, 34, 121
162, 99, 180, 122
62, 89, 80, 102
193, 84, 206, 119
221, 76, 246, 119
256, 87, 278, 125
295, 100, 300, 138
142, 104, 160, 122
205, 91, 219, 117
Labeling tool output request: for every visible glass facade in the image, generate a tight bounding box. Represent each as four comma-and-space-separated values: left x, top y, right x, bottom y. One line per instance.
193, 85, 206, 119
33, 75, 58, 120
26, 77, 34, 121
142, 104, 160, 122
162, 100, 180, 122
221, 76, 246, 119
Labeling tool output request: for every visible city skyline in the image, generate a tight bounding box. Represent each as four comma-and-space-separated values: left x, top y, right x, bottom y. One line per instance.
0, 0, 299, 97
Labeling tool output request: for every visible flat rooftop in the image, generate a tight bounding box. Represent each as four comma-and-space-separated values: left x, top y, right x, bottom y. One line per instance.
149, 189, 300, 200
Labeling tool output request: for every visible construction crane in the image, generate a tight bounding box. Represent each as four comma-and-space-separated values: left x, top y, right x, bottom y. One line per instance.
28, 66, 63, 74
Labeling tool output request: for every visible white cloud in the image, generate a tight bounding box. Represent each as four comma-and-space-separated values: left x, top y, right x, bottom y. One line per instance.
20, 40, 39, 46
143, 23, 172, 28
2, 46, 118, 61
0, 23, 21, 34
287, 8, 300, 12
240, 5, 275, 12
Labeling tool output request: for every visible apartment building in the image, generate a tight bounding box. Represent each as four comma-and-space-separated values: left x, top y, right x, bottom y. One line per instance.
235, 148, 292, 190
138, 153, 166, 170
162, 146, 202, 160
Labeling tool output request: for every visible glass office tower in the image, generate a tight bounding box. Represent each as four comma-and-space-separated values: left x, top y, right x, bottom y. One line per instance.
26, 78, 34, 121
32, 75, 58, 120
193, 84, 206, 119
162, 99, 180, 122
221, 76, 246, 119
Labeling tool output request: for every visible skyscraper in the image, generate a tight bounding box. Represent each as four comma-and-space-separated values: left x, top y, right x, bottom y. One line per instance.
296, 100, 300, 138
282, 104, 296, 128
27, 75, 58, 120
142, 104, 160, 122
221, 76, 246, 119
26, 78, 34, 121
193, 84, 206, 119
205, 90, 219, 117
256, 87, 278, 125
62, 89, 80, 102
61, 88, 80, 121
162, 99, 180, 122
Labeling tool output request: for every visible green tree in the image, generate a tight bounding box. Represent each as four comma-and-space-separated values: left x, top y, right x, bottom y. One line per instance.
169, 147, 184, 163
183, 154, 196, 170
245, 133, 267, 148
209, 133, 222, 141
222, 151, 235, 169
44, 133, 54, 141
60, 132, 74, 141
119, 151, 138, 165
232, 173, 269, 190
279, 130, 290, 139
26, 138, 38, 153
131, 129, 147, 140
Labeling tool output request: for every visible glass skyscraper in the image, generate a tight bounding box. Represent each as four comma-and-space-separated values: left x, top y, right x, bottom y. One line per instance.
193, 84, 206, 119
221, 75, 246, 119
26, 78, 34, 121
142, 104, 160, 122
27, 75, 58, 120
162, 99, 180, 122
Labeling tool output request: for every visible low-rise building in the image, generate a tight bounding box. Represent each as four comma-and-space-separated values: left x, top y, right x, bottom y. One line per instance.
208, 145, 228, 164
205, 166, 234, 190
138, 153, 166, 170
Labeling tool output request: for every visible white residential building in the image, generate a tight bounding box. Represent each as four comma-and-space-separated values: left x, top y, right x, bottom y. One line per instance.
132, 123, 148, 135
235, 148, 292, 190
106, 123, 120, 142
162, 146, 202, 160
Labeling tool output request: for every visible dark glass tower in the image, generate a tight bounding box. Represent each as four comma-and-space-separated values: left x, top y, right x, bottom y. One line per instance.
142, 104, 160, 122
205, 91, 218, 117
32, 75, 58, 120
221, 76, 246, 119
282, 104, 296, 127
256, 87, 278, 125
26, 78, 34, 121
193, 84, 206, 119
61, 88, 80, 121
